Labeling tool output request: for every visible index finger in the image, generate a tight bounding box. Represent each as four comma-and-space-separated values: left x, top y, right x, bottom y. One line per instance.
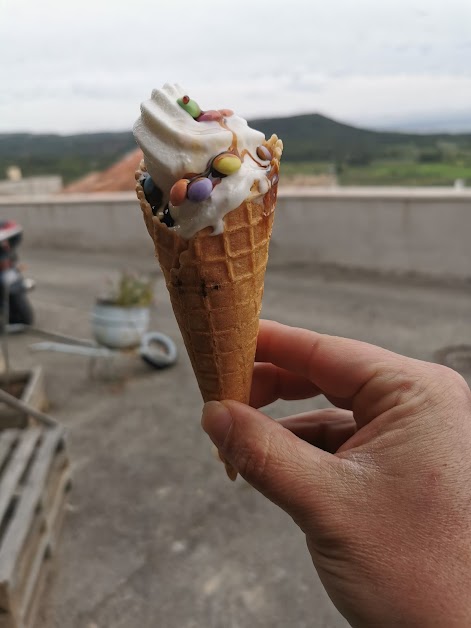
256, 320, 401, 402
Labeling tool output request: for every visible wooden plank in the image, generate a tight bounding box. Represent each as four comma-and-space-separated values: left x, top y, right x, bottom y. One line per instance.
23, 475, 70, 628
42, 447, 68, 516
22, 548, 51, 628
18, 535, 49, 628
0, 429, 41, 533
0, 429, 62, 585
46, 468, 71, 553
0, 426, 69, 627
14, 450, 68, 602
11, 510, 46, 610
21, 367, 48, 423
0, 432, 19, 476
18, 472, 69, 628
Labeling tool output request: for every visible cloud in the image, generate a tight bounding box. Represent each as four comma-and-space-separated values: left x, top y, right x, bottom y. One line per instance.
1, 0, 471, 132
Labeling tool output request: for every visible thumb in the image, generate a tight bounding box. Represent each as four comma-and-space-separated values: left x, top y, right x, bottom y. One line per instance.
202, 400, 339, 524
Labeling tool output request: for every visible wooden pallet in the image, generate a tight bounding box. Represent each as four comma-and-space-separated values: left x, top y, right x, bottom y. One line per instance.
0, 427, 71, 628
0, 368, 48, 430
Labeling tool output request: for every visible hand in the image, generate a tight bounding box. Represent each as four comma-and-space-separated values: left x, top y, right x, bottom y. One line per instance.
202, 320, 471, 627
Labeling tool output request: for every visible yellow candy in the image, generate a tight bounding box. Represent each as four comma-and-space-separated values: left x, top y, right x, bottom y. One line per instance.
212, 153, 242, 176
169, 178, 189, 206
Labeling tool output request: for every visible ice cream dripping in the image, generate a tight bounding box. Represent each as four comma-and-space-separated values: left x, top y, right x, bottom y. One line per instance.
133, 84, 280, 239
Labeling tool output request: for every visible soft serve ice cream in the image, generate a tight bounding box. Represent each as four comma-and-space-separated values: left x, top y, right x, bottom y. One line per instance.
133, 83, 281, 239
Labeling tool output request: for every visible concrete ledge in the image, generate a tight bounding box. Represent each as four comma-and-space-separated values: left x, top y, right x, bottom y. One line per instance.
0, 188, 469, 280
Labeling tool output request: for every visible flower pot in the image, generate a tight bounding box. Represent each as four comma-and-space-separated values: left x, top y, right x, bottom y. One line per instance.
91, 303, 150, 349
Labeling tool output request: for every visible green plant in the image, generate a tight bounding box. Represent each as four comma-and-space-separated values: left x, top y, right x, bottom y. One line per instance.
103, 272, 154, 307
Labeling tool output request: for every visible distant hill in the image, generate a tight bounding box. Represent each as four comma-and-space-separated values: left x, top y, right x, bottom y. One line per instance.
1, 114, 471, 183
0, 131, 136, 183
251, 113, 471, 164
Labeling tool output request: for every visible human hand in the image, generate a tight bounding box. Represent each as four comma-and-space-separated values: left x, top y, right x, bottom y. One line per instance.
202, 320, 471, 627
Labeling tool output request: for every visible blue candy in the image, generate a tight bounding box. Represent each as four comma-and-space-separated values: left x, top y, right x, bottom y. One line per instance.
143, 175, 163, 208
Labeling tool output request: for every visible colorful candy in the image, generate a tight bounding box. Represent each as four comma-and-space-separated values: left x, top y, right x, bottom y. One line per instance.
187, 177, 213, 202
219, 109, 234, 117
160, 204, 175, 227
212, 153, 242, 176
143, 175, 163, 208
177, 95, 201, 119
196, 110, 223, 122
256, 145, 272, 161
169, 178, 190, 206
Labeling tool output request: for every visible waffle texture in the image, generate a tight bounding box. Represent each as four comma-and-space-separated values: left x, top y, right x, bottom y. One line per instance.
135, 135, 282, 404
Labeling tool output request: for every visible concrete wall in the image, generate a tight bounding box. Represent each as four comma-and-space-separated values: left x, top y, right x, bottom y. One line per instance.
0, 187, 470, 280
0, 176, 63, 196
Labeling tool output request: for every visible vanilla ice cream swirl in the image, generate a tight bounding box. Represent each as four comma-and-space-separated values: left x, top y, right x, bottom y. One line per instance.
133, 83, 280, 239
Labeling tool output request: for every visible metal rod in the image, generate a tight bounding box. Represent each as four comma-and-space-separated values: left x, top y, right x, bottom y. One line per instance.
0, 387, 58, 428
26, 326, 97, 347
30, 341, 114, 357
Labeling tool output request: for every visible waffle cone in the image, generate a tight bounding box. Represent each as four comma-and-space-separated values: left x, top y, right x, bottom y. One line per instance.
135, 136, 281, 404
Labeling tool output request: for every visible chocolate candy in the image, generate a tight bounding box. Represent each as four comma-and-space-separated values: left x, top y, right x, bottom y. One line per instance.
169, 178, 189, 206
187, 177, 213, 202
143, 175, 163, 209
177, 95, 201, 119
212, 153, 242, 176
196, 110, 223, 122
256, 145, 272, 161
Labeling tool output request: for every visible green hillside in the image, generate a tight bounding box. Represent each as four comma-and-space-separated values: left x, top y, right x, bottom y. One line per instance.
0, 131, 136, 183
252, 114, 471, 164
1, 114, 471, 185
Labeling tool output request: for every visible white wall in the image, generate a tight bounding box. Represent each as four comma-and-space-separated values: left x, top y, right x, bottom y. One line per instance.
0, 188, 470, 280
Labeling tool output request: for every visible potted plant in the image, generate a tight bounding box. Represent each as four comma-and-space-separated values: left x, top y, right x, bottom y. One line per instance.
91, 272, 154, 349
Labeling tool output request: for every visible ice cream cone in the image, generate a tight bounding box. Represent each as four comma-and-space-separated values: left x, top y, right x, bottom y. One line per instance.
133, 83, 282, 479
135, 135, 281, 405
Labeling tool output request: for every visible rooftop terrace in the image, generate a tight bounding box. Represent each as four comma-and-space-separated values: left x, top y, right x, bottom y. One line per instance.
5, 247, 470, 628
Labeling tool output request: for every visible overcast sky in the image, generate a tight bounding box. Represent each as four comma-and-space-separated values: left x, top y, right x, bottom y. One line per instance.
1, 0, 471, 134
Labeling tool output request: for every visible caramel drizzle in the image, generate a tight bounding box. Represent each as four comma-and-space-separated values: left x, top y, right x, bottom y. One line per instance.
218, 117, 272, 173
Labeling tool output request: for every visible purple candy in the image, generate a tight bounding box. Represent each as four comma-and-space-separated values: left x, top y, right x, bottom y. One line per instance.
187, 177, 213, 203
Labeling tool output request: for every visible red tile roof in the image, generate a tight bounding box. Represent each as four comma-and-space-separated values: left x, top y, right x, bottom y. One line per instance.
62, 149, 143, 193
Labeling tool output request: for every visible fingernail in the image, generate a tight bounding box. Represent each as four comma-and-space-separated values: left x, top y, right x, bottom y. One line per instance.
201, 401, 233, 448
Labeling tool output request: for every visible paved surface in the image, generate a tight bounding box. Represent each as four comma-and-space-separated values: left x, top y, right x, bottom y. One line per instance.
6, 249, 471, 628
